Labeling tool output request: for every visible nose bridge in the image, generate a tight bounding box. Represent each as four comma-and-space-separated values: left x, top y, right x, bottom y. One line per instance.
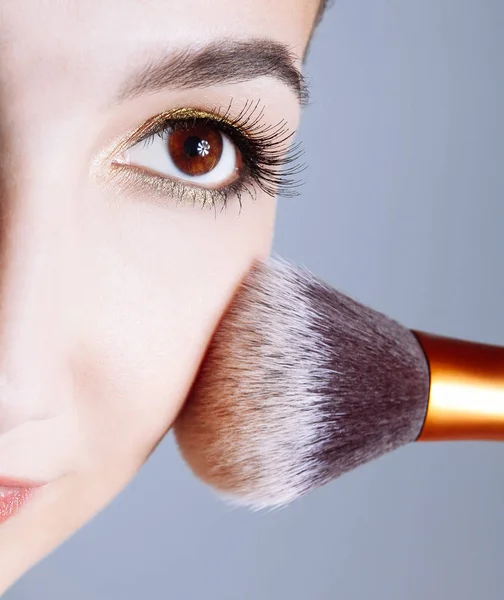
0, 170, 75, 429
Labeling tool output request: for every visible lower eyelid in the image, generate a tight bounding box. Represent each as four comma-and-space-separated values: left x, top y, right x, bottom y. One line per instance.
107, 162, 236, 209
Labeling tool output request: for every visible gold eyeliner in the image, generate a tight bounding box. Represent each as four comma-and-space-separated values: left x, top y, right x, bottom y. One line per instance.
115, 105, 253, 156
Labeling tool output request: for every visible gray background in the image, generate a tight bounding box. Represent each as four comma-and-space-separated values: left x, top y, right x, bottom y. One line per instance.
6, 0, 504, 598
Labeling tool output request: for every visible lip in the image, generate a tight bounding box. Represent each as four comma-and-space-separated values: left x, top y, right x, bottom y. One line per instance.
0, 477, 46, 526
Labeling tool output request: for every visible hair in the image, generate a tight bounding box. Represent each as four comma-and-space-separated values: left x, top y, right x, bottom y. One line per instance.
303, 0, 336, 64
314, 0, 333, 28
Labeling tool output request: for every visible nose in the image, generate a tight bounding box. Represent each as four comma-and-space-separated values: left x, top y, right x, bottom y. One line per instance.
0, 177, 76, 433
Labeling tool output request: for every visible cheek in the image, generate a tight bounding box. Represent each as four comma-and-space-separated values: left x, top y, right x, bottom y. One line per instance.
70, 189, 276, 469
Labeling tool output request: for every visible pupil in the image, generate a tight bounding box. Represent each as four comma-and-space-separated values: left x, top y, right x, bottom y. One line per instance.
167, 124, 223, 177
184, 136, 203, 157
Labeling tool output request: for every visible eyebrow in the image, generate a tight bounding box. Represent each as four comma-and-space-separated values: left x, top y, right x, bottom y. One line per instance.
115, 39, 310, 107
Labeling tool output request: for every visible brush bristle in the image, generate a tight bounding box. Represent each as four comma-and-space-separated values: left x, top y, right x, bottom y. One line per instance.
173, 257, 430, 509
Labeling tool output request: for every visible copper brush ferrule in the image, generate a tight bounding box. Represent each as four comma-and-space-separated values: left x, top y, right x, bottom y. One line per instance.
413, 331, 504, 442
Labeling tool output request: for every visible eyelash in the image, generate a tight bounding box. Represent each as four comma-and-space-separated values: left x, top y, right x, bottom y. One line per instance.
114, 99, 306, 211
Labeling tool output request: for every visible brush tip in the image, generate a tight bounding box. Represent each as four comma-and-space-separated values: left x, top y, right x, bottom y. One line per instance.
174, 257, 429, 509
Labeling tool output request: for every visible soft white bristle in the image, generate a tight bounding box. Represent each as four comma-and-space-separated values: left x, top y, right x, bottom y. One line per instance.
174, 256, 429, 509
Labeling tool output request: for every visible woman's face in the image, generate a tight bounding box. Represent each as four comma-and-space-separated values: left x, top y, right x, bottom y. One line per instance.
0, 0, 318, 589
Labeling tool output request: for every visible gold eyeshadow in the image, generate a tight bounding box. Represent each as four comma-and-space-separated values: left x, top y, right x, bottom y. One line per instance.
107, 162, 241, 210
115, 107, 245, 155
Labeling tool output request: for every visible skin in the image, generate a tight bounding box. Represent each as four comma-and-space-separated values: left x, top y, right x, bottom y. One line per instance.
0, 0, 319, 592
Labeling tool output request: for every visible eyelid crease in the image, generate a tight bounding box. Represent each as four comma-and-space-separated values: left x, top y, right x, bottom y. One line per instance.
134, 107, 237, 144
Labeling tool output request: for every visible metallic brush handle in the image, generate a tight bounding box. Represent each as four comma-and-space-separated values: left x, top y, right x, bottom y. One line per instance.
412, 331, 504, 441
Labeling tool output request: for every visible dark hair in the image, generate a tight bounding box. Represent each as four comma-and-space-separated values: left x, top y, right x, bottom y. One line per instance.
303, 0, 335, 64
314, 0, 331, 28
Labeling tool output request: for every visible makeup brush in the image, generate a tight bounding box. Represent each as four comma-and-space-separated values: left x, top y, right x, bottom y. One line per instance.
173, 257, 504, 509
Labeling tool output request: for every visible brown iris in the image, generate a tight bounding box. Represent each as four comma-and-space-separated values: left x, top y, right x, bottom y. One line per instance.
167, 124, 223, 176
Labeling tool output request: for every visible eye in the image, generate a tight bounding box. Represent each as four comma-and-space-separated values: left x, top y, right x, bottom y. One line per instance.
116, 121, 243, 190
109, 101, 306, 209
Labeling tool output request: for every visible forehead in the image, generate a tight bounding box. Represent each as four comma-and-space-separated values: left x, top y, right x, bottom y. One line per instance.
0, 0, 315, 107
